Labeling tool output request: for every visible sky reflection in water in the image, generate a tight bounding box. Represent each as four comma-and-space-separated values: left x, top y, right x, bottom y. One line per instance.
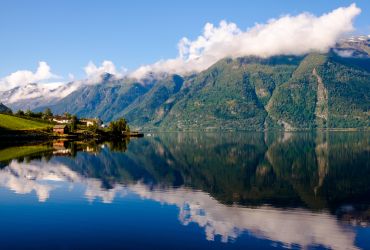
0, 132, 369, 250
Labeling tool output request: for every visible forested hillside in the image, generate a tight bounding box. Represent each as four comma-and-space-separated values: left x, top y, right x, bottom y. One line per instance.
35, 52, 370, 131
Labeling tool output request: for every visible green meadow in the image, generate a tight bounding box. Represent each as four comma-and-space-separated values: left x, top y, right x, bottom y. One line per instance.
0, 114, 52, 131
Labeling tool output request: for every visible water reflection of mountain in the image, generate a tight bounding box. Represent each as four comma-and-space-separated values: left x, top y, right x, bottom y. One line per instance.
125, 132, 370, 211
1, 132, 369, 211
0, 132, 369, 249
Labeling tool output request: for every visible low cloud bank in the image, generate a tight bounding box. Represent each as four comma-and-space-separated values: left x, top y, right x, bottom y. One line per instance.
130, 4, 361, 79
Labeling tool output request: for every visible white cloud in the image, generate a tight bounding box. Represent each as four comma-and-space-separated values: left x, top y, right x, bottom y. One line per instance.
0, 61, 59, 91
0, 60, 128, 106
130, 4, 361, 79
84, 60, 127, 84
131, 184, 358, 249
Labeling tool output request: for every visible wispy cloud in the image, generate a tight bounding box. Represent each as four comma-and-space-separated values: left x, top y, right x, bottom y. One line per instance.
130, 4, 361, 79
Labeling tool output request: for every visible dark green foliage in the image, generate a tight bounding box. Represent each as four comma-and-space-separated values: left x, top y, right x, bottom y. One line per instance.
267, 54, 327, 128
109, 118, 130, 135
23, 109, 44, 119
158, 57, 298, 130
69, 115, 78, 132
64, 112, 72, 119
266, 53, 370, 129
15, 110, 24, 116
42, 108, 53, 120
320, 60, 370, 128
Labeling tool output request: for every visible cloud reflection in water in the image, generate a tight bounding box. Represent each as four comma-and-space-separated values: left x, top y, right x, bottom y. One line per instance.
0, 159, 359, 250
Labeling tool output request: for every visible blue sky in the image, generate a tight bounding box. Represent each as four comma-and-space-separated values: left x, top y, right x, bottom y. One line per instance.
0, 0, 369, 80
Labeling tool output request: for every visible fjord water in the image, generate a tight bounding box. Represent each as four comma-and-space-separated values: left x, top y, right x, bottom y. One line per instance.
0, 132, 369, 249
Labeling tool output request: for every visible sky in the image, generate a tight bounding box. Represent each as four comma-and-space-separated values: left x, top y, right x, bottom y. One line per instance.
0, 0, 369, 88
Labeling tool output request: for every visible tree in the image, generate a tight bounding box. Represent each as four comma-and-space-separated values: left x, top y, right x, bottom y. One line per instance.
69, 115, 78, 132
87, 122, 98, 133
16, 110, 25, 116
109, 118, 130, 136
25, 109, 32, 117
43, 108, 53, 119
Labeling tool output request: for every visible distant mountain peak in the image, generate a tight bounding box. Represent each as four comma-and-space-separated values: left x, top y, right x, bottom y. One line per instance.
101, 72, 115, 82
0, 102, 12, 113
335, 35, 370, 58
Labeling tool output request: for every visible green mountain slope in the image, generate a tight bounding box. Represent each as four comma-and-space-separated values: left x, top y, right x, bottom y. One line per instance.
44, 77, 151, 122
43, 52, 370, 130
321, 55, 370, 128
116, 75, 184, 126
266, 53, 328, 129
159, 56, 300, 130
157, 53, 368, 130
267, 53, 370, 129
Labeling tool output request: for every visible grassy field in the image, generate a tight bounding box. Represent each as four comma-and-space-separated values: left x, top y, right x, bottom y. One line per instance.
0, 114, 52, 131
0, 145, 51, 162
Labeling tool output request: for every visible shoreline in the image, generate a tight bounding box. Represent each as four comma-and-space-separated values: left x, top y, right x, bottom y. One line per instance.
0, 130, 144, 140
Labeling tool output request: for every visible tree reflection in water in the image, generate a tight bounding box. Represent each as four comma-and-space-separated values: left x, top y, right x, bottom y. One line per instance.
0, 131, 368, 249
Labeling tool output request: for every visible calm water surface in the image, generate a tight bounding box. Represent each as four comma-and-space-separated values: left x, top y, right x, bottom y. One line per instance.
0, 132, 369, 249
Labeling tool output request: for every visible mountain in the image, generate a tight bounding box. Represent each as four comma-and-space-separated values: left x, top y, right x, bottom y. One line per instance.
158, 56, 301, 130
2, 36, 369, 130
124, 52, 369, 130
269, 53, 370, 129
118, 74, 184, 126
0, 82, 79, 111
38, 76, 153, 122
44, 53, 370, 130
0, 103, 11, 114
335, 35, 370, 57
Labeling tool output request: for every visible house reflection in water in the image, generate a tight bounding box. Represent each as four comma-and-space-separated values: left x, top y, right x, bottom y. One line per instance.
52, 141, 72, 156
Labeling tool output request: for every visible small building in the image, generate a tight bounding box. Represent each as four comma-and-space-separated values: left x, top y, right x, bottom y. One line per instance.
80, 118, 102, 127
53, 124, 69, 134
53, 116, 71, 124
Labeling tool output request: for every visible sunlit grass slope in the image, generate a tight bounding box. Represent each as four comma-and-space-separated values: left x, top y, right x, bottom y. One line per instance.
0, 114, 51, 131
